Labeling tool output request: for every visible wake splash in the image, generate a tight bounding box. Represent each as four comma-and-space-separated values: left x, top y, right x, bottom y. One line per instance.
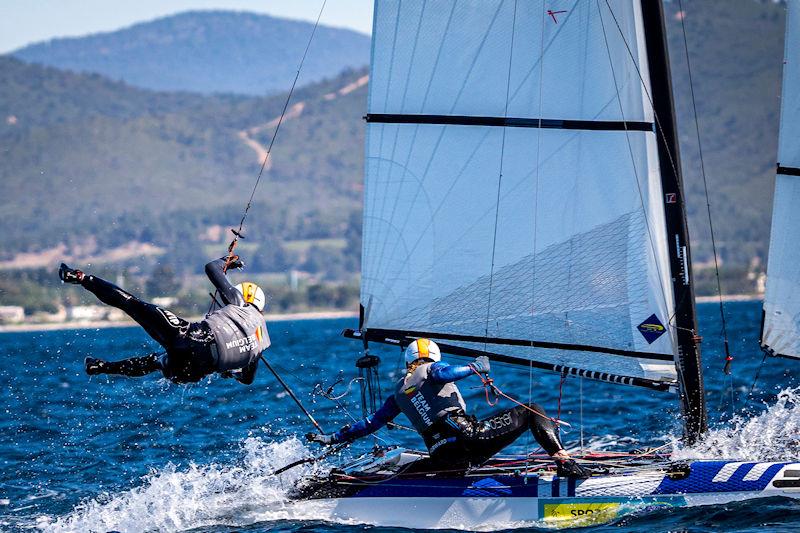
37, 437, 337, 533
673, 387, 800, 461
33, 391, 800, 532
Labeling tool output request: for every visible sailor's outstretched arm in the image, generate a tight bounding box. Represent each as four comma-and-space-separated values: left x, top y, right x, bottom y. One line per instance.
332, 395, 401, 443
429, 356, 490, 384
204, 257, 245, 306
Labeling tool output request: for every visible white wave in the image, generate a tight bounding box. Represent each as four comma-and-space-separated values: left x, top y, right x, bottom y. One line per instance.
37, 437, 338, 533
672, 387, 800, 461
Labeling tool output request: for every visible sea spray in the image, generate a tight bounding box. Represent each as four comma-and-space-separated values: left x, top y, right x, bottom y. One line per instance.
672, 387, 800, 461
38, 437, 336, 533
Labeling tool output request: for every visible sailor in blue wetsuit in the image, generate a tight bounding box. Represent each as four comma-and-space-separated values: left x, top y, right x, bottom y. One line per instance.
307, 338, 589, 477
58, 257, 270, 385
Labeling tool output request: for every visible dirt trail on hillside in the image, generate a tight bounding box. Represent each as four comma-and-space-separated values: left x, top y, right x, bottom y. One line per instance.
237, 75, 369, 166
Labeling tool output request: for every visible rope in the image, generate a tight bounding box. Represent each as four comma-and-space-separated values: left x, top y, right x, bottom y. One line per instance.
556, 371, 567, 426
677, 0, 733, 378
220, 0, 329, 271
471, 367, 570, 427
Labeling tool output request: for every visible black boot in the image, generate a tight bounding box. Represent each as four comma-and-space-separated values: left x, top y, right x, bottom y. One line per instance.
59, 263, 84, 284
85, 357, 107, 375
556, 458, 591, 479
85, 354, 162, 377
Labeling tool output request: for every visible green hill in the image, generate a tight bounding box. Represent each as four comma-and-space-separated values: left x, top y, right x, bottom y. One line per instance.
0, 0, 789, 295
666, 0, 784, 267
0, 55, 366, 276
11, 11, 371, 96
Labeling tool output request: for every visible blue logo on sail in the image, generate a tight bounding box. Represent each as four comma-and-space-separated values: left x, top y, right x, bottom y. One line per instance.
638, 314, 666, 344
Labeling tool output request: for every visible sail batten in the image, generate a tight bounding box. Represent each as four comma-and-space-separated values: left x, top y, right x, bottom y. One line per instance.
366, 113, 655, 131
762, 0, 800, 359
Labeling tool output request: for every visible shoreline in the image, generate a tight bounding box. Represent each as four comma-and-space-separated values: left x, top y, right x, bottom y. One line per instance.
0, 310, 358, 333
0, 296, 761, 333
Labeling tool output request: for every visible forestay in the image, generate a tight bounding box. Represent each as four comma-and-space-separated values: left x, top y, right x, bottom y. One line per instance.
762, 0, 800, 358
360, 0, 678, 388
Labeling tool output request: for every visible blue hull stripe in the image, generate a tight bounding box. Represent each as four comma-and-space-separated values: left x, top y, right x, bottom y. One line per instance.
344, 462, 788, 498
655, 462, 784, 494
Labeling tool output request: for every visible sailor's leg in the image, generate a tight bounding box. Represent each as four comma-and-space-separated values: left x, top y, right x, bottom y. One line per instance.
80, 275, 188, 348
463, 404, 563, 465
85, 353, 163, 377
523, 403, 565, 456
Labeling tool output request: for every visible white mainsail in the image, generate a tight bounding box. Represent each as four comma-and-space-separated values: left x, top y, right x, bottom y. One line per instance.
762, 0, 800, 358
360, 0, 678, 388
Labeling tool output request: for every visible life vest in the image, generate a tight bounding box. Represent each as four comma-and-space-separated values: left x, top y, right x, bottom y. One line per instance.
204, 304, 270, 370
393, 362, 466, 435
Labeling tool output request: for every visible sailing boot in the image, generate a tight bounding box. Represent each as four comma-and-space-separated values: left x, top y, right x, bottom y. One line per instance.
84, 357, 108, 375
556, 458, 591, 479
85, 354, 162, 377
59, 263, 84, 284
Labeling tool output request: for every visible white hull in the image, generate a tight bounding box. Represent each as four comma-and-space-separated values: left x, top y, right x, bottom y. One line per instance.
295, 456, 800, 529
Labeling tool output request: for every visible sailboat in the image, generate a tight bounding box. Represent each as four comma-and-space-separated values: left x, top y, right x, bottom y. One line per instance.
761, 0, 800, 361
290, 0, 800, 527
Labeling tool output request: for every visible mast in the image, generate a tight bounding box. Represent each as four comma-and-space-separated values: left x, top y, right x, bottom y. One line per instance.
640, 0, 707, 442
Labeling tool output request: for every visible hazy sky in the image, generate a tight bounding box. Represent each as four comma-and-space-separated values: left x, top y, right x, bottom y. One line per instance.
0, 0, 373, 54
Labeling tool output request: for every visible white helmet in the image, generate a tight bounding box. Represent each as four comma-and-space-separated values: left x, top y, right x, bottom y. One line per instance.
404, 338, 441, 365
235, 282, 266, 312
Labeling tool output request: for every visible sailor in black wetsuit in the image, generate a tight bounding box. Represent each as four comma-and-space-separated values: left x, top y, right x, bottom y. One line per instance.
307, 338, 589, 478
58, 257, 270, 385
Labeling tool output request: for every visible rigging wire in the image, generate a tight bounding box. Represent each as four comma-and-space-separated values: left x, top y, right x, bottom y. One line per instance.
747, 350, 770, 399
579, 376, 585, 454
676, 0, 734, 383
483, 0, 519, 351
595, 0, 673, 326
600, 0, 699, 336
220, 0, 329, 269
524, 0, 547, 474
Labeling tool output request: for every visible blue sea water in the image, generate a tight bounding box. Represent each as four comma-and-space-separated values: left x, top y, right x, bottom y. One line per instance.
1, 301, 799, 532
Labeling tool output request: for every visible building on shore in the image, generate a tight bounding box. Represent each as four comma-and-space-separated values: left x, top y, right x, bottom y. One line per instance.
0, 306, 25, 324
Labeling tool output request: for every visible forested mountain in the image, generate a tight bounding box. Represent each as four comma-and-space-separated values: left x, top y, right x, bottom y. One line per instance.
667, 0, 784, 267
0, 1, 788, 291
0, 56, 366, 277
11, 11, 370, 95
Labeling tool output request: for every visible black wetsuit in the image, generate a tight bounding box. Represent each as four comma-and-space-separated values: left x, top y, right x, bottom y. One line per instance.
426, 405, 563, 469
81, 258, 259, 384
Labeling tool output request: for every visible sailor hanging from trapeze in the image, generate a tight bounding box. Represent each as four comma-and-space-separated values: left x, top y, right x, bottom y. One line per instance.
58, 256, 270, 385
307, 338, 590, 478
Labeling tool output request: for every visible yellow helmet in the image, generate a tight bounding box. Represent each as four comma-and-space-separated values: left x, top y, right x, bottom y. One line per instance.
235, 282, 266, 312
404, 338, 441, 365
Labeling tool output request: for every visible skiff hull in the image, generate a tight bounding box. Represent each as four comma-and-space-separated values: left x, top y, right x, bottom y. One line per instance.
294, 460, 800, 528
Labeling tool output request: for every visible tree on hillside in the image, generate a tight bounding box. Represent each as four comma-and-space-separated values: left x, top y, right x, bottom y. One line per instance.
145, 264, 178, 298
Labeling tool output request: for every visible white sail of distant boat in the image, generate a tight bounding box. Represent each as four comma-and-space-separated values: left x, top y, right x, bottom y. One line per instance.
761, 0, 800, 359
349, 0, 706, 438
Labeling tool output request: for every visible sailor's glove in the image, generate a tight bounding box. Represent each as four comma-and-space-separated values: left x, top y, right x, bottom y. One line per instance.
305, 432, 336, 445
225, 254, 245, 270
470, 356, 491, 375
